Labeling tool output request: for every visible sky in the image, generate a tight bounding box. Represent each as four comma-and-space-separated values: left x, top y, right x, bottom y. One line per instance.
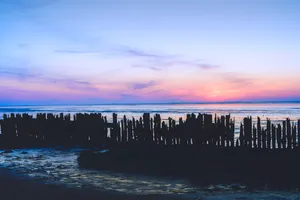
1, 0, 300, 105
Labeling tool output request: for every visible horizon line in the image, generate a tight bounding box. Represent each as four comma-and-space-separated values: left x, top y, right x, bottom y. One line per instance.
1, 100, 300, 107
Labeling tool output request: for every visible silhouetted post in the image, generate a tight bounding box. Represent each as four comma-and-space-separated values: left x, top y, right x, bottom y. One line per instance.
178, 117, 184, 145
277, 124, 282, 149
253, 125, 257, 148
171, 119, 176, 145
229, 119, 235, 147
150, 118, 154, 143
257, 117, 262, 149
64, 113, 72, 146
271, 124, 276, 149
186, 114, 192, 145
161, 121, 168, 145
298, 120, 300, 147
153, 114, 161, 144
249, 116, 253, 148
128, 120, 133, 143
181, 116, 188, 146
104, 116, 108, 141
262, 128, 267, 149
198, 114, 204, 146
143, 113, 151, 143
204, 114, 213, 146
287, 119, 292, 150
220, 116, 225, 147
123, 115, 128, 143
111, 113, 118, 143
45, 113, 54, 144
117, 121, 121, 144
239, 123, 244, 147
283, 121, 287, 149
132, 117, 137, 141
292, 124, 296, 149
166, 117, 173, 146
267, 119, 271, 149
225, 114, 231, 147
244, 117, 252, 148
121, 120, 124, 143
236, 138, 240, 147
135, 119, 140, 142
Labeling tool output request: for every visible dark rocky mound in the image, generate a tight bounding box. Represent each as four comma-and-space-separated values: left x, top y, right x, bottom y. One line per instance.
78, 146, 300, 190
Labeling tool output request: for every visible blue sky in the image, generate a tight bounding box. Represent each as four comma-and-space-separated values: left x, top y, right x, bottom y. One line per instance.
1, 0, 300, 105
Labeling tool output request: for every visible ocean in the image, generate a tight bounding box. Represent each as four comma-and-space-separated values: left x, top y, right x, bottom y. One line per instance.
1, 103, 300, 134
1, 103, 300, 199
2, 103, 300, 120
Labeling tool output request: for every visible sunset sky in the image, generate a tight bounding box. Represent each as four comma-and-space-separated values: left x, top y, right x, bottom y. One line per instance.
1, 0, 300, 105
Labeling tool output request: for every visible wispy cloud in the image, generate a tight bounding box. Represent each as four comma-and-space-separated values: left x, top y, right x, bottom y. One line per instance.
118, 46, 177, 60
130, 80, 158, 90
119, 46, 219, 71
0, 66, 100, 92
221, 72, 254, 87
54, 44, 219, 71
132, 64, 161, 71
17, 43, 30, 49
54, 49, 102, 54
0, 66, 41, 79
133, 58, 219, 71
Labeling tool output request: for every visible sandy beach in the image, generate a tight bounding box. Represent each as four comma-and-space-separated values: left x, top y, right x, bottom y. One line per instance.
0, 168, 189, 200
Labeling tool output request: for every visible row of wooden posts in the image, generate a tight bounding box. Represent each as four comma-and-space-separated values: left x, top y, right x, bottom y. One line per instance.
0, 113, 300, 149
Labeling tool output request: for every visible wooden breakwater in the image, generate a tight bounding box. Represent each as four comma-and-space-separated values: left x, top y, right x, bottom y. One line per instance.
0, 112, 300, 150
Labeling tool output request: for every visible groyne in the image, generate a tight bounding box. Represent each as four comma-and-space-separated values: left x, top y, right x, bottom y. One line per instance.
0, 113, 299, 149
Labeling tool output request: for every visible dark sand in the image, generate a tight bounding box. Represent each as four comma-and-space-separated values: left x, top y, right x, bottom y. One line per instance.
0, 169, 190, 200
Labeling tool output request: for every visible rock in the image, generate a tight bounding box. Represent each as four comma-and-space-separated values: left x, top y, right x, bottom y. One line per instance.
56, 164, 67, 169
230, 184, 244, 191
3, 149, 13, 153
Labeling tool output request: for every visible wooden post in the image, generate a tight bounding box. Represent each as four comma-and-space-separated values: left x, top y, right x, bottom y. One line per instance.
257, 117, 262, 149
292, 124, 297, 149
128, 120, 133, 143
282, 121, 287, 149
143, 113, 151, 143
271, 124, 276, 149
277, 124, 282, 149
221, 116, 225, 147
132, 117, 137, 141
123, 115, 128, 143
225, 114, 231, 147
262, 128, 267, 149
239, 123, 244, 147
111, 113, 118, 143
267, 119, 271, 149
298, 120, 300, 147
244, 117, 252, 148
287, 118, 292, 150
253, 125, 257, 148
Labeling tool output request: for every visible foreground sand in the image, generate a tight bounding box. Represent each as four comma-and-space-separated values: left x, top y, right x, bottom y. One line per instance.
0, 169, 190, 200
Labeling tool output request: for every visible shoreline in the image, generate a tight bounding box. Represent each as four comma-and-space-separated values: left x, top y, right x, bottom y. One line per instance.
0, 168, 191, 200
2, 167, 300, 200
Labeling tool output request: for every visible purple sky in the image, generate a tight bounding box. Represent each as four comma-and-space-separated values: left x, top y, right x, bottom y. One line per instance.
1, 0, 300, 105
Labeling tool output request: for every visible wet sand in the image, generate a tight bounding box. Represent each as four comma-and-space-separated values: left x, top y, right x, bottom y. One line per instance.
0, 169, 190, 200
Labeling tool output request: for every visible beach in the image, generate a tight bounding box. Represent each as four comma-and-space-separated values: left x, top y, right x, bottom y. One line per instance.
1, 148, 300, 200
0, 168, 190, 200
2, 168, 300, 200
